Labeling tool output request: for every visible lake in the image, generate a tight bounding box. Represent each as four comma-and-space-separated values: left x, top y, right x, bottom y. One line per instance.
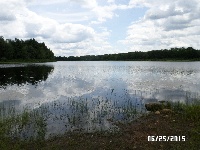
0, 61, 200, 138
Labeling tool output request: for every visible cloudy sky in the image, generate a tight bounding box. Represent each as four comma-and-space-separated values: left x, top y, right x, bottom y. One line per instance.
0, 0, 200, 56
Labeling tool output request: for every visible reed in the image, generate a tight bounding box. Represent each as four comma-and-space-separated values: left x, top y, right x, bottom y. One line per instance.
0, 103, 47, 149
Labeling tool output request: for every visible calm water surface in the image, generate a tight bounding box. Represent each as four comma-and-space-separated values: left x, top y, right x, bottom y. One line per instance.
0, 61, 200, 137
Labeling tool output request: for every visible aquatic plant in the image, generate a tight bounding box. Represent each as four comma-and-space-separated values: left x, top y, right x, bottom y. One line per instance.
0, 103, 47, 149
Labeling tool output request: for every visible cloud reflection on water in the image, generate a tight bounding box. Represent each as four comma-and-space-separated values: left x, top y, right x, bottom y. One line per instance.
0, 61, 200, 136
1, 61, 200, 112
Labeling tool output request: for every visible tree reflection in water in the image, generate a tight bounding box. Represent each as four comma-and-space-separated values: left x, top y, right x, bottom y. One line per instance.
0, 65, 54, 88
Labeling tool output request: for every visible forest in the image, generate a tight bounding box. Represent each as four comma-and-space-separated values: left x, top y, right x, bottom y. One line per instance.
56, 47, 200, 61
0, 36, 55, 62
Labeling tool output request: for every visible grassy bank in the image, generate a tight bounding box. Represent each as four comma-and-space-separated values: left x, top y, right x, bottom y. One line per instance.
0, 102, 200, 150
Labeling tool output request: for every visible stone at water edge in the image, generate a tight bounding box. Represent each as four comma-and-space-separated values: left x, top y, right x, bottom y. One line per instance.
145, 103, 163, 111
155, 111, 160, 115
145, 101, 172, 112
160, 109, 173, 114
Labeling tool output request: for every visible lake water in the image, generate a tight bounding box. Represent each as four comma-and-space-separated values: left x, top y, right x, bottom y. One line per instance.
0, 61, 200, 138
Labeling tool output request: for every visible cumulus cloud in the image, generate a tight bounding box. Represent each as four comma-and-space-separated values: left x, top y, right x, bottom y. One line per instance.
3, 0, 199, 56
52, 23, 95, 43
0, 0, 107, 55
0, 11, 16, 22
1, 0, 130, 56
0, 0, 132, 56
123, 0, 200, 51
51, 30, 114, 56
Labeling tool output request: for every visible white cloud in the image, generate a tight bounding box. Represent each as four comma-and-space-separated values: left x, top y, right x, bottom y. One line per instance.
51, 29, 115, 56
40, 12, 91, 23
123, 0, 200, 51
1, 0, 200, 56
0, 10, 16, 22
0, 0, 114, 56
0, 0, 132, 56
107, 0, 115, 3
52, 23, 95, 43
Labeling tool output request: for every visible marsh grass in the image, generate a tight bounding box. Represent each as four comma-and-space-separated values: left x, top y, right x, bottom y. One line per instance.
1, 97, 199, 149
0, 96, 143, 149
41, 100, 200, 150
171, 100, 200, 119
167, 101, 200, 149
0, 104, 47, 149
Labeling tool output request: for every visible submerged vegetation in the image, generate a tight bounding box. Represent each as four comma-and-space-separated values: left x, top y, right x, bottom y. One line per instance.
56, 47, 200, 61
0, 99, 200, 149
0, 36, 55, 62
0, 96, 144, 149
0, 105, 47, 149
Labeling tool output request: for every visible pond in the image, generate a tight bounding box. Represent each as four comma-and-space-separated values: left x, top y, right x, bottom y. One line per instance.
0, 61, 200, 139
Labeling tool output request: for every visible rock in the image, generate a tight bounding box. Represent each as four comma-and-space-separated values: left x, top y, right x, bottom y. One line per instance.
145, 103, 163, 111
145, 101, 172, 112
160, 109, 173, 114
155, 111, 160, 115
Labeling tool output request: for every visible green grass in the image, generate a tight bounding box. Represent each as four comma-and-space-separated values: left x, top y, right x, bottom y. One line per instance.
171, 101, 200, 120
168, 101, 200, 149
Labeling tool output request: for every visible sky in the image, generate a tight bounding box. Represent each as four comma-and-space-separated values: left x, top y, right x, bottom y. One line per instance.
0, 0, 200, 56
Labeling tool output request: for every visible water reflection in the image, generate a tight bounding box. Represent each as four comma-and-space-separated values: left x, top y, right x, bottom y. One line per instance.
0, 61, 200, 139
0, 64, 54, 88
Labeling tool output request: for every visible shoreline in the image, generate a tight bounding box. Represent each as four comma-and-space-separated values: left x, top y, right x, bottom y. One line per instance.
1, 59, 200, 64
0, 59, 56, 64
1, 102, 199, 149
56, 59, 200, 62
36, 109, 200, 150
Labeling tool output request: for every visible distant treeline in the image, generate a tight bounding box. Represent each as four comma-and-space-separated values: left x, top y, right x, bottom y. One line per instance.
0, 36, 55, 62
56, 47, 200, 61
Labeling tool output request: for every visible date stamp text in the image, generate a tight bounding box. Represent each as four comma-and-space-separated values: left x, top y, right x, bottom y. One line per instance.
148, 136, 185, 141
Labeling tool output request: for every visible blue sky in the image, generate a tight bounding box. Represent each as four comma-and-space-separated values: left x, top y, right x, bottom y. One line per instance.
0, 0, 200, 56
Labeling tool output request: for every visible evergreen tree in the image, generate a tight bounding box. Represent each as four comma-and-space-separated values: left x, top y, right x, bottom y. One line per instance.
0, 37, 55, 61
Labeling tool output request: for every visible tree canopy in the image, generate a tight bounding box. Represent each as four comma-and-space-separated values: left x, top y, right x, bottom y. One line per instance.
56, 47, 200, 61
0, 36, 55, 62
